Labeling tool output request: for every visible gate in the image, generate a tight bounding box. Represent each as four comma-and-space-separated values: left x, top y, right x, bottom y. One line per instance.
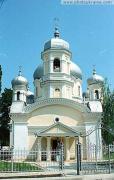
76, 143, 114, 175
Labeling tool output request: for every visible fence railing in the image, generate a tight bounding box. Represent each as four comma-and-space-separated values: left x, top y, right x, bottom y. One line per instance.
0, 148, 64, 172
77, 143, 114, 175
0, 144, 114, 175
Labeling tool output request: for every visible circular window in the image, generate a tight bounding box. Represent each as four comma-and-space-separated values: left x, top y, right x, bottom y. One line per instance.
55, 117, 59, 122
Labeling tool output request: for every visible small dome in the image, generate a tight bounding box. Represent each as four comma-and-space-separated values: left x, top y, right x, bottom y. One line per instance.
44, 27, 69, 51
12, 70, 28, 87
70, 62, 82, 80
87, 69, 104, 85
33, 64, 43, 80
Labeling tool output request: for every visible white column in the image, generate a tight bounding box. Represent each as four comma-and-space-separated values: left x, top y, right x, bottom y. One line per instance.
50, 60, 53, 73
47, 137, 51, 161
65, 137, 70, 161
13, 92, 17, 101
75, 137, 77, 160
43, 61, 46, 75
37, 137, 42, 161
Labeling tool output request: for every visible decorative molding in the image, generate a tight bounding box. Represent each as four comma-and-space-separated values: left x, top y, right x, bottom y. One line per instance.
24, 98, 90, 114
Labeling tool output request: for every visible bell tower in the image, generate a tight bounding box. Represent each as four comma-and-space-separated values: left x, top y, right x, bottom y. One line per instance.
42, 27, 71, 75
41, 27, 73, 99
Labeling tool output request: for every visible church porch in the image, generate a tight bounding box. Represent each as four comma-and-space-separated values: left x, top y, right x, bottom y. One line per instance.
36, 136, 79, 162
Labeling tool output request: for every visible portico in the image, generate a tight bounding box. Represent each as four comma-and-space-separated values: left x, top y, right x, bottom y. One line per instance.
35, 122, 79, 161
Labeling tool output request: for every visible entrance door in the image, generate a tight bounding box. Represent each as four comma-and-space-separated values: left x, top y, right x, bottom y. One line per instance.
51, 139, 60, 151
51, 138, 61, 161
51, 138, 64, 150
51, 138, 64, 161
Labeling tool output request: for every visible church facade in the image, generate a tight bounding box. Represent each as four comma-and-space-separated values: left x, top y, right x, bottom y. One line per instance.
10, 28, 104, 161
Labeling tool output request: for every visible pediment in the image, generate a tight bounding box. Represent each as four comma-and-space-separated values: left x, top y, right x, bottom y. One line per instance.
35, 122, 79, 137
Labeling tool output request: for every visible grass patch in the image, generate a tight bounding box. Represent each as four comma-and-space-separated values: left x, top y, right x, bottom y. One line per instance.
0, 161, 42, 172
103, 152, 114, 160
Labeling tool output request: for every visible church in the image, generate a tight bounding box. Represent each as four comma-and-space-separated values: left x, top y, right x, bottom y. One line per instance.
10, 27, 104, 161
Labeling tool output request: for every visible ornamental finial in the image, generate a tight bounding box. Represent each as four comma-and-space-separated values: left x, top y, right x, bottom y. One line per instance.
54, 17, 60, 38
93, 65, 96, 75
18, 66, 22, 76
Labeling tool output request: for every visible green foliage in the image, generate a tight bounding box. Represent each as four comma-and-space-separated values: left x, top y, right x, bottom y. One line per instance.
0, 88, 13, 146
102, 80, 114, 145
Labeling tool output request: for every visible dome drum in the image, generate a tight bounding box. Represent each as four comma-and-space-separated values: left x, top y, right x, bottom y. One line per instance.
33, 61, 82, 80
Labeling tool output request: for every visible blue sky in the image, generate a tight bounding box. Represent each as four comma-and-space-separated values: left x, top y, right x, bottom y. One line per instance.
0, 0, 114, 92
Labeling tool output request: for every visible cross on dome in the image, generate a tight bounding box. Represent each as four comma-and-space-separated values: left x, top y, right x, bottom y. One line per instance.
54, 17, 60, 38
92, 65, 96, 75
18, 66, 22, 76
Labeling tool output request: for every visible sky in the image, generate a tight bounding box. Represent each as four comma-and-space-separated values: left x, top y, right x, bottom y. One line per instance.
0, 0, 114, 92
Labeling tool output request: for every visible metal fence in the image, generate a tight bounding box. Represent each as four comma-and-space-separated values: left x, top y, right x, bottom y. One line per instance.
0, 147, 64, 172
0, 144, 114, 175
76, 143, 114, 175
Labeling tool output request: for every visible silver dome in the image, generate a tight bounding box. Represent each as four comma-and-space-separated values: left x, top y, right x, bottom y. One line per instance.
44, 28, 69, 51
33, 64, 43, 80
12, 71, 28, 87
44, 38, 69, 51
87, 69, 104, 85
70, 62, 82, 80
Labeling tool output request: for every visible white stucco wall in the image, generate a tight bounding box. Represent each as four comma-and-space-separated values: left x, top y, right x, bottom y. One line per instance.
14, 123, 28, 150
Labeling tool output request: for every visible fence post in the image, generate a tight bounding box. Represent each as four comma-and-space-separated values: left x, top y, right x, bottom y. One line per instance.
77, 141, 81, 175
108, 144, 111, 174
59, 143, 64, 171
95, 145, 98, 171
11, 146, 14, 172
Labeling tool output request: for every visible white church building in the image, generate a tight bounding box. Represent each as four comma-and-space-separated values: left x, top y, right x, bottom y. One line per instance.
10, 28, 104, 161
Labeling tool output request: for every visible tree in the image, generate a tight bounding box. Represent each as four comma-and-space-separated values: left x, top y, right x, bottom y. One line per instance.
0, 88, 13, 146
0, 0, 5, 9
102, 80, 114, 145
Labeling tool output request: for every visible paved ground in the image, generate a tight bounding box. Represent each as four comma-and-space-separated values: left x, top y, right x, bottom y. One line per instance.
0, 173, 114, 180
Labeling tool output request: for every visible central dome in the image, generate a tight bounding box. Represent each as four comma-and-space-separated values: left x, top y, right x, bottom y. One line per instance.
44, 38, 69, 51
44, 27, 69, 51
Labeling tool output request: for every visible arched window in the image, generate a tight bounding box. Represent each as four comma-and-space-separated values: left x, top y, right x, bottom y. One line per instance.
54, 88, 60, 98
17, 91, 20, 101
53, 58, 60, 72
95, 90, 99, 100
